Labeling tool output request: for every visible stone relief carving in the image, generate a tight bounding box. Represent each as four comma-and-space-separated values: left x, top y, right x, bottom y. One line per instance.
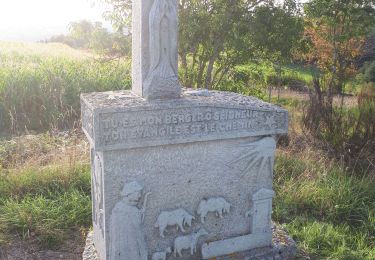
92, 151, 104, 237
155, 208, 195, 238
148, 0, 178, 80
197, 197, 231, 223
151, 247, 172, 260
109, 181, 151, 260
264, 114, 276, 130
248, 188, 274, 234
227, 137, 276, 178
173, 228, 209, 257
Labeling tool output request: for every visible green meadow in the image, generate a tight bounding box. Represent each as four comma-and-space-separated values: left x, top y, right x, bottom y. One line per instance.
0, 41, 374, 259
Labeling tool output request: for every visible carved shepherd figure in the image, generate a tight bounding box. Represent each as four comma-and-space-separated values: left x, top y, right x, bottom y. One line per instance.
197, 197, 231, 223
155, 208, 195, 238
109, 181, 151, 260
148, 0, 178, 79
173, 228, 209, 257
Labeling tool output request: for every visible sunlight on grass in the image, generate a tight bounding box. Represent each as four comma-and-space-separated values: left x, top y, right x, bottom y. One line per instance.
274, 152, 375, 259
0, 41, 131, 135
0, 161, 91, 248
0, 41, 93, 60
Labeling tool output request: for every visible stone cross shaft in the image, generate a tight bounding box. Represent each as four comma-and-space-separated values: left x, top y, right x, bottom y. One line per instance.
132, 0, 181, 100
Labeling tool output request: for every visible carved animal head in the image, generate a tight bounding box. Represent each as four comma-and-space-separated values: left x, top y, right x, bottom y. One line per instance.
197, 200, 207, 215
196, 228, 209, 237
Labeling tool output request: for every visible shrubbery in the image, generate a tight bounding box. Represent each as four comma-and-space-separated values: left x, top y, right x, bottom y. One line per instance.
363, 61, 375, 83
303, 79, 375, 171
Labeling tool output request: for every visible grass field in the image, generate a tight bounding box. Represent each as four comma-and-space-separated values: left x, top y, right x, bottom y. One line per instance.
0, 41, 131, 136
0, 41, 374, 259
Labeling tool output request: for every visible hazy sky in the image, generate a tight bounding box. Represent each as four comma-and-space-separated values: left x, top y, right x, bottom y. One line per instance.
0, 0, 110, 42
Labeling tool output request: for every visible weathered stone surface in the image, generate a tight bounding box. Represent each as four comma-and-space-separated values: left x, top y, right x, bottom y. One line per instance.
81, 88, 289, 260
83, 225, 297, 260
83, 232, 99, 260
81, 89, 288, 151
83, 0, 289, 257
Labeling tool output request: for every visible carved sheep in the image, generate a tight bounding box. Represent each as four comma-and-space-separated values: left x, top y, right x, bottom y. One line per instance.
173, 228, 208, 257
151, 247, 172, 260
197, 197, 231, 223
155, 208, 195, 238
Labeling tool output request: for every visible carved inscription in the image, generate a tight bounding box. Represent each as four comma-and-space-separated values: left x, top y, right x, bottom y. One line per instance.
99, 107, 287, 146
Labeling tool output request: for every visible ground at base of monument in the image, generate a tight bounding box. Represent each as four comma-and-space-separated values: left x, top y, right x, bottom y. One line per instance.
0, 233, 85, 260
83, 225, 296, 260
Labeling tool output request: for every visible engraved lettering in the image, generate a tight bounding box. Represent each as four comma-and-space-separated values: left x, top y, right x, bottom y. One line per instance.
98, 108, 287, 146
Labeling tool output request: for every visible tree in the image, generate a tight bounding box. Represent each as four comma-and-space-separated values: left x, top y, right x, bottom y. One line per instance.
179, 0, 266, 89
68, 20, 95, 48
358, 30, 375, 67
58, 19, 131, 59
303, 0, 375, 95
102, 0, 303, 90
250, 0, 303, 63
249, 0, 304, 100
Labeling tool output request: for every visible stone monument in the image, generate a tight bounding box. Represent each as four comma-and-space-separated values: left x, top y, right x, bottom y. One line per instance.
81, 0, 293, 259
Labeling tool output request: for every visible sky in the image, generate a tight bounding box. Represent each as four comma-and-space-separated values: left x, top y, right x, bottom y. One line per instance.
0, 0, 110, 42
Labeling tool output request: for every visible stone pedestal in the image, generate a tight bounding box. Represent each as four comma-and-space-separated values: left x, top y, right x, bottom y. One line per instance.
81, 89, 288, 260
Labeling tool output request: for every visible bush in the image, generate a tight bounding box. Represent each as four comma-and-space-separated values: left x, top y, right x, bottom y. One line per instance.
363, 61, 375, 83
303, 79, 375, 171
266, 74, 308, 91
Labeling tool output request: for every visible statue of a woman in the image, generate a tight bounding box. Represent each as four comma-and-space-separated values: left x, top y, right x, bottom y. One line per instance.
148, 0, 178, 79
109, 181, 150, 260
144, 0, 181, 99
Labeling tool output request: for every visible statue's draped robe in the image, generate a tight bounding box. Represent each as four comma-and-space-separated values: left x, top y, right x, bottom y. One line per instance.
109, 201, 147, 260
148, 0, 178, 79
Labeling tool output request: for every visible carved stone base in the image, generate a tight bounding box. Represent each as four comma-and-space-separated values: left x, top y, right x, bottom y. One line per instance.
81, 89, 289, 259
82, 225, 296, 260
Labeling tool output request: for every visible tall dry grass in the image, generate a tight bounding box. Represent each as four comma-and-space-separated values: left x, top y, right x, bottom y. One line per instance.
0, 41, 131, 135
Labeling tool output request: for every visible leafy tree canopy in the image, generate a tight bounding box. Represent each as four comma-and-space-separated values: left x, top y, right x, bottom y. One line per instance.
302, 0, 375, 92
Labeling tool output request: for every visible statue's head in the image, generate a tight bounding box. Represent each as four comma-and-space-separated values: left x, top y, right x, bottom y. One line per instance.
121, 181, 143, 204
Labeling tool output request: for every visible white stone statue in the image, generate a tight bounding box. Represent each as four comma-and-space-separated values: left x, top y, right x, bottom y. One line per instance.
155, 208, 195, 238
144, 0, 181, 99
148, 0, 178, 79
197, 197, 231, 223
109, 181, 151, 260
173, 228, 209, 257
151, 247, 172, 260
